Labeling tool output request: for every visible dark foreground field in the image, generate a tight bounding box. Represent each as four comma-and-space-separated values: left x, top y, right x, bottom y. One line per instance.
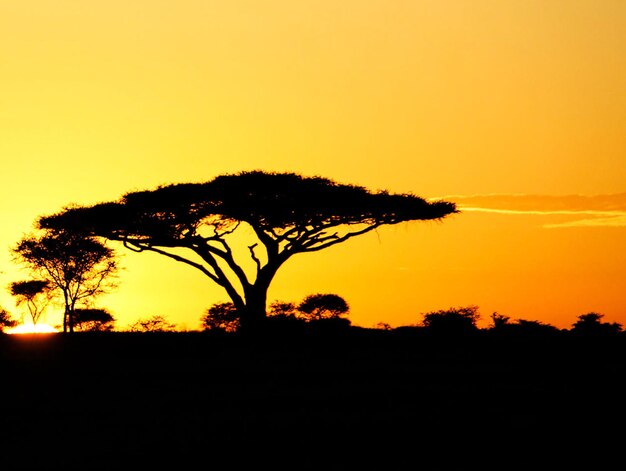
2, 328, 626, 470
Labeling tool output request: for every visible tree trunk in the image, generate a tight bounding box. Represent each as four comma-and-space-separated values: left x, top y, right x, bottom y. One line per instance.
63, 307, 69, 333
63, 302, 75, 333
68, 299, 77, 333
233, 259, 284, 333
62, 291, 70, 333
239, 287, 268, 333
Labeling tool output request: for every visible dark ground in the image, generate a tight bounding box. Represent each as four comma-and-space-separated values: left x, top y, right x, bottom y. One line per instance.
2, 328, 625, 470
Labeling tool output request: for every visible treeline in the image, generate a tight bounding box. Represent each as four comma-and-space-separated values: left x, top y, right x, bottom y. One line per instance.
387, 305, 624, 338
2, 295, 622, 340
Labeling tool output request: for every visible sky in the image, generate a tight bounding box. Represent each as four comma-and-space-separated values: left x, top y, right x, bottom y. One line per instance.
1, 0, 624, 330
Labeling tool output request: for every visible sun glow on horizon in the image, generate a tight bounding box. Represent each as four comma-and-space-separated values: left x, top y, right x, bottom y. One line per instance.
6, 323, 60, 335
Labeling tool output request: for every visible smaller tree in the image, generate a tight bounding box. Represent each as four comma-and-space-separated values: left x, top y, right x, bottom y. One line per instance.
509, 319, 560, 335
374, 322, 392, 331
571, 312, 622, 335
489, 312, 511, 329
297, 294, 350, 322
128, 315, 177, 332
8, 280, 52, 326
421, 305, 480, 334
73, 308, 116, 332
12, 229, 119, 333
0, 308, 18, 333
268, 301, 298, 319
201, 302, 240, 333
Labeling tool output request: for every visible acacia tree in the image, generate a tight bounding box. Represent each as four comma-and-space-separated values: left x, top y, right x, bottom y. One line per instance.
128, 315, 177, 332
297, 293, 350, 321
12, 229, 118, 333
38, 171, 457, 330
201, 302, 240, 332
73, 308, 116, 332
9, 279, 52, 327
0, 308, 18, 333
421, 305, 481, 334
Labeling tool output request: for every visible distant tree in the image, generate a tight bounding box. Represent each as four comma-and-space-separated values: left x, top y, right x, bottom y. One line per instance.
508, 319, 560, 335
267, 301, 298, 319
73, 308, 116, 332
264, 300, 309, 332
128, 315, 177, 332
37, 171, 458, 331
571, 312, 622, 335
12, 229, 118, 333
421, 305, 480, 334
0, 308, 18, 332
201, 302, 240, 332
374, 322, 393, 331
297, 293, 350, 322
489, 312, 510, 329
8, 279, 52, 326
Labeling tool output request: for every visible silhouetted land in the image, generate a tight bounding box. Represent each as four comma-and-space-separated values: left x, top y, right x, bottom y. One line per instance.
2, 328, 626, 470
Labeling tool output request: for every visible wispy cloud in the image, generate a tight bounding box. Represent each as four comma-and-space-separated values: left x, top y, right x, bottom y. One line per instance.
431, 193, 626, 228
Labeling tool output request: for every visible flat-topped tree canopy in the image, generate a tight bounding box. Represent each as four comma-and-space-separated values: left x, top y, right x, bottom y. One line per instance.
39, 170, 458, 330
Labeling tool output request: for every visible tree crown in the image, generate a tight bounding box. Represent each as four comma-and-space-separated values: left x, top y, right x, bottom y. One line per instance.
9, 280, 51, 300
297, 293, 350, 321
38, 171, 458, 241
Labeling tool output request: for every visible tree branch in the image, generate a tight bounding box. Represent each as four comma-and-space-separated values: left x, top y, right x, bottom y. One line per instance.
136, 244, 222, 285
248, 243, 262, 275
123, 240, 144, 252
125, 235, 248, 307
298, 223, 383, 253
203, 230, 255, 291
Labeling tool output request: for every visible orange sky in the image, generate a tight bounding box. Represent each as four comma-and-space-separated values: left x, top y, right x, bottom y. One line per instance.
1, 0, 624, 330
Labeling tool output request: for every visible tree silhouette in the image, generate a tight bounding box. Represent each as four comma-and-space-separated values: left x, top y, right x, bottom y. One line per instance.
8, 279, 52, 327
0, 307, 18, 332
128, 315, 177, 332
201, 302, 240, 332
267, 300, 298, 319
489, 312, 510, 329
571, 312, 622, 336
499, 319, 561, 337
12, 229, 119, 333
374, 322, 392, 330
421, 305, 480, 334
37, 170, 457, 331
297, 293, 350, 321
73, 308, 116, 332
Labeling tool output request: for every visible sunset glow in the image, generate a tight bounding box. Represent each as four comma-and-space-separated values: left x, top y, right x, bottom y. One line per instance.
6, 323, 59, 335
0, 1, 624, 331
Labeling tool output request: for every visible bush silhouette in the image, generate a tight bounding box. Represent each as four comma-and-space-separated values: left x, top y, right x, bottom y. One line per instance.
571, 312, 623, 336
420, 305, 480, 335
201, 302, 240, 333
128, 315, 177, 332
73, 308, 116, 332
0, 308, 18, 332
297, 293, 350, 322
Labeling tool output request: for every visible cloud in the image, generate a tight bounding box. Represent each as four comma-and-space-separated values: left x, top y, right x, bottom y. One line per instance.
431, 193, 626, 228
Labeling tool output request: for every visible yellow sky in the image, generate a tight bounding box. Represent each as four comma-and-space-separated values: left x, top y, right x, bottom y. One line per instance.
1, 0, 624, 330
